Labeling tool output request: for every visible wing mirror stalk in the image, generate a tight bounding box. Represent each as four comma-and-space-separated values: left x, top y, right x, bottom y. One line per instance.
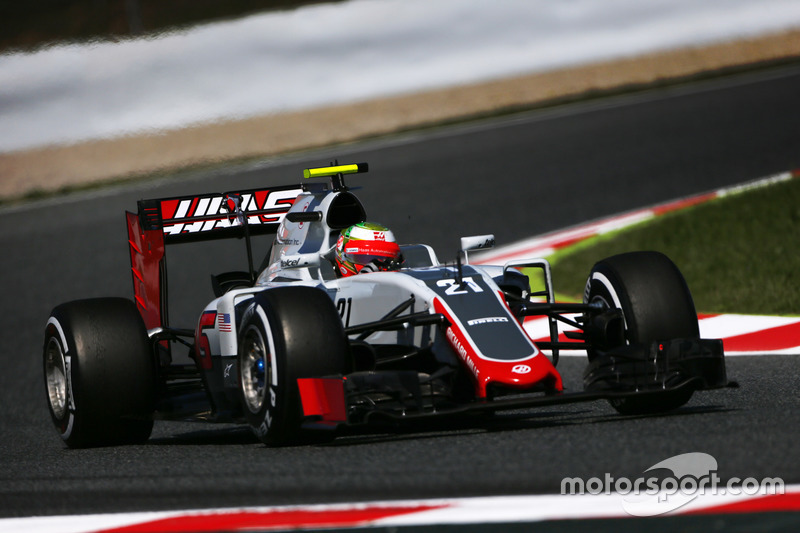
456, 234, 495, 286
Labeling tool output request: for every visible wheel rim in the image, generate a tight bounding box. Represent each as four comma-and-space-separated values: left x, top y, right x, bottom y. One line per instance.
240, 326, 269, 414
45, 337, 68, 419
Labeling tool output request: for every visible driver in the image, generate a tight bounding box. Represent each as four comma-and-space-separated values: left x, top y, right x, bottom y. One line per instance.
334, 222, 403, 277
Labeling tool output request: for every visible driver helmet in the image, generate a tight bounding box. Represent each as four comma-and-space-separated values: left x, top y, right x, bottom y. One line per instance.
334, 222, 401, 277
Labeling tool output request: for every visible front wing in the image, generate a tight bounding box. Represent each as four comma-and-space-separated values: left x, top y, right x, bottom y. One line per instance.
296, 337, 729, 428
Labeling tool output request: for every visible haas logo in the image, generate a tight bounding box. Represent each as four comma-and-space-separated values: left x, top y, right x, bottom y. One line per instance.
512, 364, 531, 374
373, 231, 386, 241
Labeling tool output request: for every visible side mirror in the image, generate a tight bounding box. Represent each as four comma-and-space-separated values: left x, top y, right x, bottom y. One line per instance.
460, 234, 495, 252
460, 234, 495, 264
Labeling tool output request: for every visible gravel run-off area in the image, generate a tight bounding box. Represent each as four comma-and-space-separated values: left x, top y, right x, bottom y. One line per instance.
1, 29, 798, 202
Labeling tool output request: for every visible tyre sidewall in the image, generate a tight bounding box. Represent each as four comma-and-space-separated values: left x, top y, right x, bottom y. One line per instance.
238, 287, 351, 446
238, 302, 297, 445
44, 317, 77, 441
43, 298, 155, 447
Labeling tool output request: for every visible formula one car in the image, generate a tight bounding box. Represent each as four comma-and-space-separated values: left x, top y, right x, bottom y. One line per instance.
43, 163, 728, 447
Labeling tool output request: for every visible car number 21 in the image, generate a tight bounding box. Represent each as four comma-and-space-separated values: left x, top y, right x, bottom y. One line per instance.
436, 277, 484, 295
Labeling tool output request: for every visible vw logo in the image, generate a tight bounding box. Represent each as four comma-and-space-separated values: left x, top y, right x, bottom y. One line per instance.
512, 364, 531, 374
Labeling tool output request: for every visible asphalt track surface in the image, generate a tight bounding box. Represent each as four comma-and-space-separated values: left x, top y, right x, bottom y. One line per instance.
1, 63, 800, 522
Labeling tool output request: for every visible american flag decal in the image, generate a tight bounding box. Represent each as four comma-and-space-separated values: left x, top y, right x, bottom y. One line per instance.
218, 313, 232, 332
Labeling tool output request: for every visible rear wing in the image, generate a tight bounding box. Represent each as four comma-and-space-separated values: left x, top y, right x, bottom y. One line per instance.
136, 185, 302, 244
126, 184, 302, 329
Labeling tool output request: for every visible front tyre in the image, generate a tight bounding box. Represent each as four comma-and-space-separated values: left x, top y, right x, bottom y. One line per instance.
43, 298, 155, 447
583, 251, 699, 415
238, 287, 351, 446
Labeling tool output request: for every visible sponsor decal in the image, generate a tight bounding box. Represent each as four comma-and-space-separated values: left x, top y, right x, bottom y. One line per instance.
217, 313, 232, 333
256, 387, 278, 436
467, 316, 509, 326
373, 231, 386, 241
64, 355, 75, 411
446, 327, 479, 378
281, 258, 301, 268
277, 236, 301, 246
512, 364, 531, 374
224, 363, 233, 378
161, 188, 300, 236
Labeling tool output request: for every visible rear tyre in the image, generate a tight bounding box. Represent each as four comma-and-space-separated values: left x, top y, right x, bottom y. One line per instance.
583, 251, 699, 415
44, 298, 155, 447
238, 287, 351, 446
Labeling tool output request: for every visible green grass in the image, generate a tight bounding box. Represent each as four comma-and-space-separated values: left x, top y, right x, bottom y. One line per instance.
546, 175, 800, 315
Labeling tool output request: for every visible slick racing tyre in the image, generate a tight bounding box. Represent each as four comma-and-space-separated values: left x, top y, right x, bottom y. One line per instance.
43, 298, 155, 448
583, 251, 700, 415
238, 287, 351, 446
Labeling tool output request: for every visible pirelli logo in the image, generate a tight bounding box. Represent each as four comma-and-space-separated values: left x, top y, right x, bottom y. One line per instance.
467, 316, 509, 326
158, 188, 301, 236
